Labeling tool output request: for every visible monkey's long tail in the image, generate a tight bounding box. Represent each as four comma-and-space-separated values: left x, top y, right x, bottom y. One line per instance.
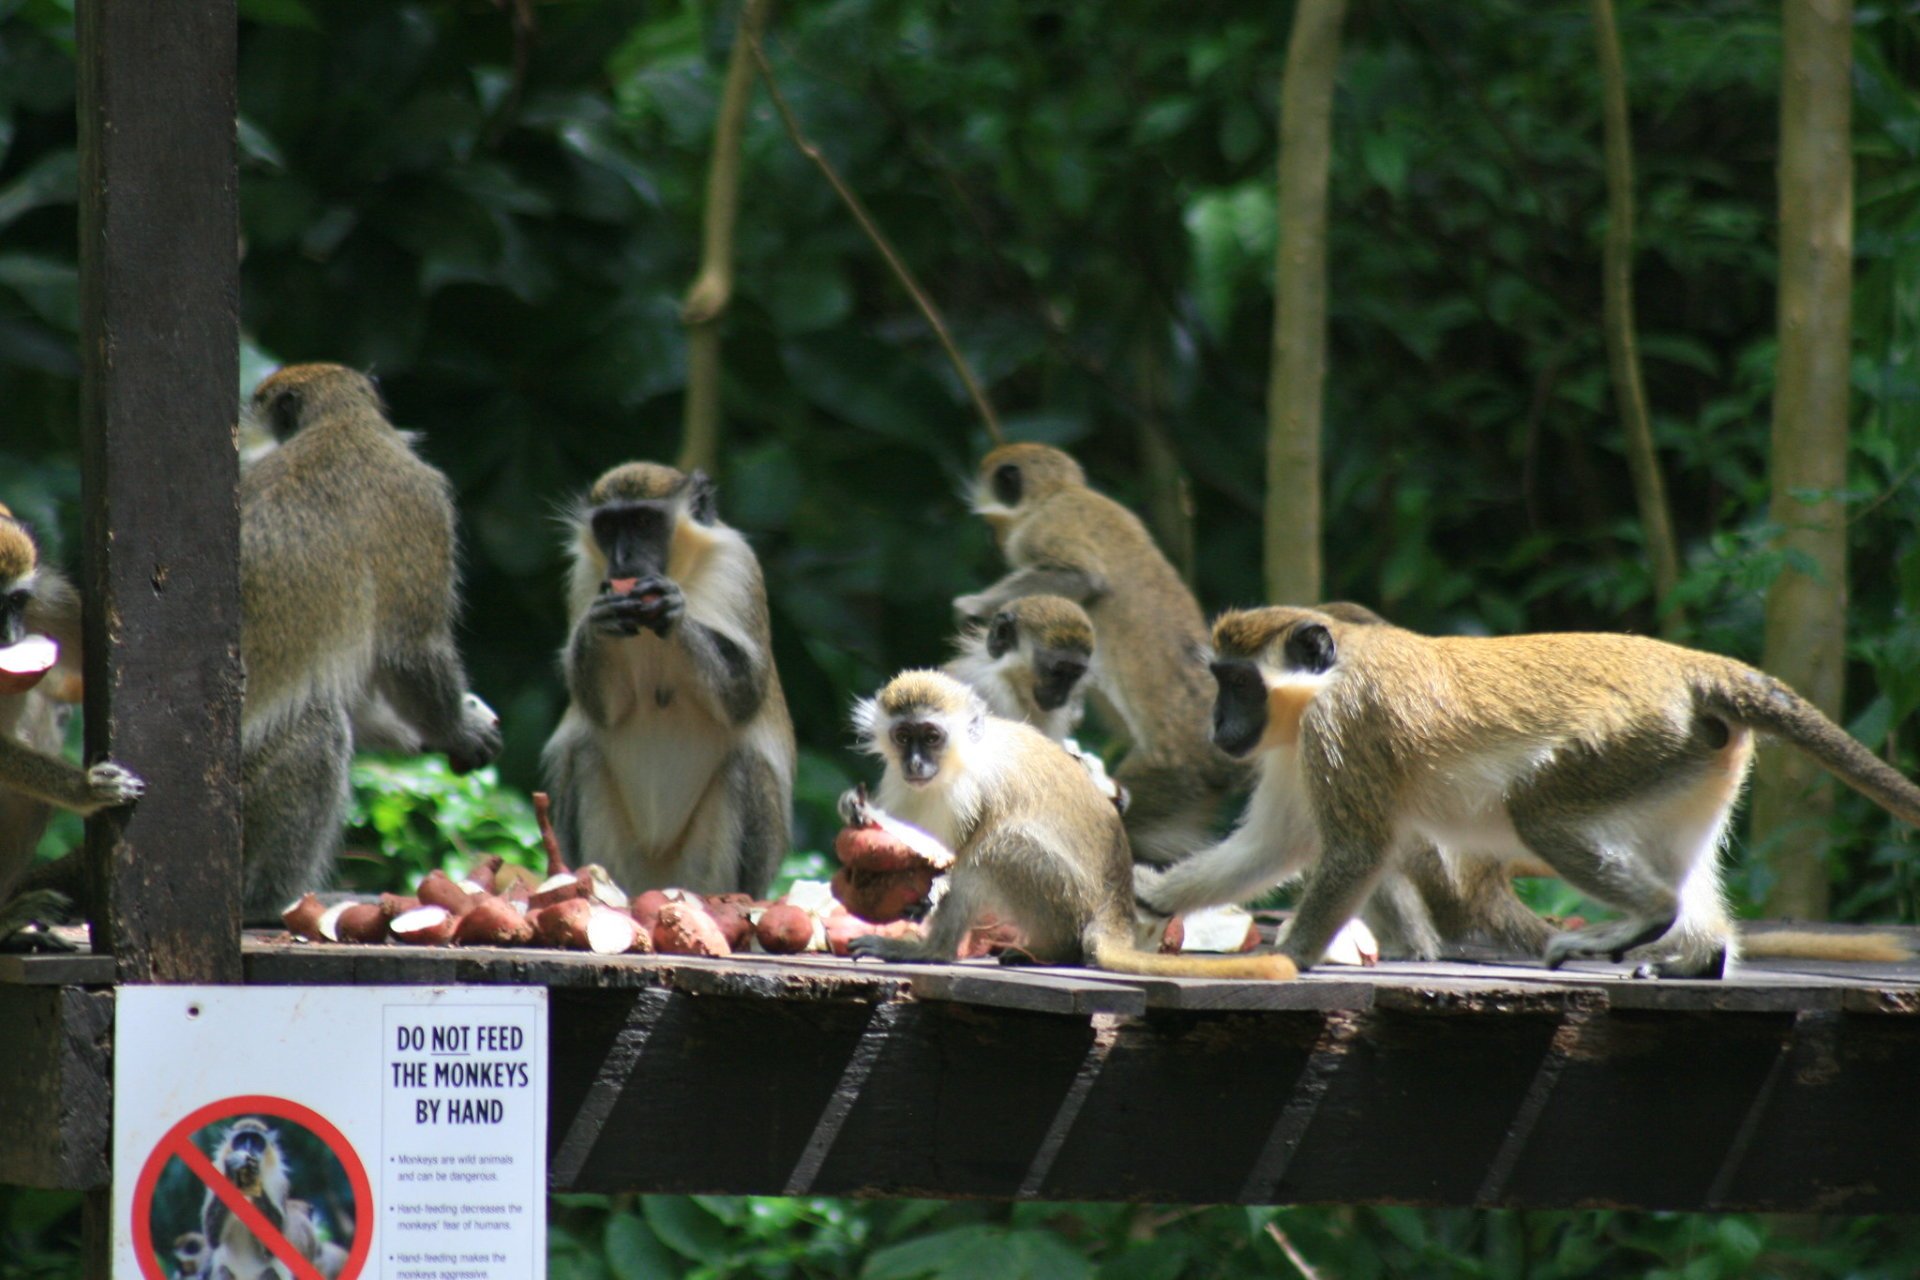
1740, 929, 1913, 964
1705, 670, 1920, 826
1087, 932, 1297, 981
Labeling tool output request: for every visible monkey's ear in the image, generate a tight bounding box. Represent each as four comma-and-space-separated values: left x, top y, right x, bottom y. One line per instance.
268, 388, 303, 442
687, 470, 718, 525
991, 462, 1022, 507
985, 611, 1018, 659
1284, 622, 1337, 675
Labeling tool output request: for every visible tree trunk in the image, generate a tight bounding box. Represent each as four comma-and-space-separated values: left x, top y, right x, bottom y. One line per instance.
1264, 0, 1346, 606
1753, 0, 1853, 921
1591, 0, 1685, 632
677, 0, 772, 477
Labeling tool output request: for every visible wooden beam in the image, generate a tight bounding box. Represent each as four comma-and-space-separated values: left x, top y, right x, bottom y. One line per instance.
76, 0, 243, 984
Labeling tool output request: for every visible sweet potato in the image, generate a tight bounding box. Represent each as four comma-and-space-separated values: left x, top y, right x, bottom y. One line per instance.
281, 893, 328, 941
454, 895, 535, 946
389, 904, 459, 945
755, 903, 815, 955
653, 901, 732, 957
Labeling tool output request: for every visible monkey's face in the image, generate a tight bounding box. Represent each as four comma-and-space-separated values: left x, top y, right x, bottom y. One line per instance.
1209, 609, 1339, 758
220, 1123, 270, 1191
882, 716, 950, 785
973, 443, 1086, 517
173, 1233, 207, 1275
585, 469, 716, 617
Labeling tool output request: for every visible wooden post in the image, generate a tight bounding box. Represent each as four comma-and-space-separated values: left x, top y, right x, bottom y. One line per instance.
76, 0, 243, 985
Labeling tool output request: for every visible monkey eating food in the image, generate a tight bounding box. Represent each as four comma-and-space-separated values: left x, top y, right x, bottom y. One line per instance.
542, 462, 795, 897
1142, 604, 1920, 978
843, 669, 1293, 979
0, 503, 142, 942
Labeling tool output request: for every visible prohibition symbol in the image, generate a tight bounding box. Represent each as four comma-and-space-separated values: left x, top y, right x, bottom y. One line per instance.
132, 1094, 373, 1280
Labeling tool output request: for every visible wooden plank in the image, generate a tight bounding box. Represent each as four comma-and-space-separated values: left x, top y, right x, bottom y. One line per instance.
243, 938, 901, 1002
0, 986, 112, 1188
76, 0, 243, 984
0, 950, 117, 987
773, 955, 1147, 1016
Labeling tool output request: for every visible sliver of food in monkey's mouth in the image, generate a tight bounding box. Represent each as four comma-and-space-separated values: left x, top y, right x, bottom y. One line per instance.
607, 578, 667, 608
0, 634, 57, 695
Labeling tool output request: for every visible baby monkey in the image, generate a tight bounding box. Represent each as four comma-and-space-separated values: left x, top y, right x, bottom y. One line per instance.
846, 670, 1292, 979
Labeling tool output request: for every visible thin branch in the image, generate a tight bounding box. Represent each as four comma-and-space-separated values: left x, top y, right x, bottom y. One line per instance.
1592, 0, 1684, 631
678, 0, 773, 476
1265, 1221, 1324, 1280
750, 33, 1003, 444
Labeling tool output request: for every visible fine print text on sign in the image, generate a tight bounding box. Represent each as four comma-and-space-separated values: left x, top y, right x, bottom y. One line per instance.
114, 986, 549, 1280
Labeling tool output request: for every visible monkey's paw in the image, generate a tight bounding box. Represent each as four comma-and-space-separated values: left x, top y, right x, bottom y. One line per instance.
86, 761, 145, 807
447, 694, 504, 774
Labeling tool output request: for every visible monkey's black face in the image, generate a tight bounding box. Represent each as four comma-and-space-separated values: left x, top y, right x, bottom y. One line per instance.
589, 500, 684, 632
1031, 649, 1090, 711
889, 719, 948, 784
990, 462, 1023, 507
1209, 659, 1268, 758
222, 1125, 267, 1185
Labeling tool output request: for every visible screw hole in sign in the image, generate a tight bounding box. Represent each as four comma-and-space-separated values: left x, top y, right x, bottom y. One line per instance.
132, 1094, 372, 1280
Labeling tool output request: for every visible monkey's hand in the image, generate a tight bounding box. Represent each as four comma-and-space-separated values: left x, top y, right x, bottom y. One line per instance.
82, 761, 145, 812
590, 579, 685, 638
846, 931, 930, 963
445, 693, 503, 775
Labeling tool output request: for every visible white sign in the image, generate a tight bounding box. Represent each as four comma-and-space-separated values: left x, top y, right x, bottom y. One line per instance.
114, 985, 548, 1280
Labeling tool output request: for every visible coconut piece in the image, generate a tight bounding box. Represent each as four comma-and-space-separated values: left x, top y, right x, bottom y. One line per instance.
333, 903, 390, 943
653, 901, 732, 957
416, 870, 476, 917
453, 895, 536, 946
1176, 904, 1262, 954
0, 635, 57, 696
1321, 916, 1381, 967
755, 903, 814, 955
390, 904, 459, 945
281, 893, 328, 941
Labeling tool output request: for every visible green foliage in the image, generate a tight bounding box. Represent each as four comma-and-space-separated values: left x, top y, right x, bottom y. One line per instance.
342, 756, 545, 892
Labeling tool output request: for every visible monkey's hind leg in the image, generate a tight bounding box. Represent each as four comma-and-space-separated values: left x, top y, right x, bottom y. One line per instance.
241, 699, 351, 924
1517, 805, 1731, 978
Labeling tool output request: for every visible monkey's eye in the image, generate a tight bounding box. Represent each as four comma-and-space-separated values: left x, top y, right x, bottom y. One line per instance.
891, 725, 913, 747
922, 726, 946, 749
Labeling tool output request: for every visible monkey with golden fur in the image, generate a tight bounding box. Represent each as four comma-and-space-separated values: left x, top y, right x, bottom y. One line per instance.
956, 443, 1242, 864
543, 462, 795, 896
236, 365, 501, 920
1143, 604, 1919, 978
0, 503, 142, 942
845, 669, 1293, 979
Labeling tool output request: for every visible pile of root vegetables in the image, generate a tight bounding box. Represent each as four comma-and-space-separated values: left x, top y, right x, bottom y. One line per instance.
279, 791, 936, 959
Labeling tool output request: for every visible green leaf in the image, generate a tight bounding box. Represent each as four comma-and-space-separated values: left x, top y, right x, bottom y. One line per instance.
642, 1196, 730, 1265
863, 1226, 1001, 1280
606, 1210, 684, 1280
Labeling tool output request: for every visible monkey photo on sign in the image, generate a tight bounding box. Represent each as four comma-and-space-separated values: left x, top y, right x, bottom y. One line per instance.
955, 442, 1243, 865
236, 365, 501, 920
844, 669, 1292, 979
0, 503, 142, 942
542, 462, 795, 897
1152, 604, 1920, 979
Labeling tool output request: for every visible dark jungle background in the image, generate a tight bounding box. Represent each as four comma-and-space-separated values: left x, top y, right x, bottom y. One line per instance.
3, 0, 1919, 1274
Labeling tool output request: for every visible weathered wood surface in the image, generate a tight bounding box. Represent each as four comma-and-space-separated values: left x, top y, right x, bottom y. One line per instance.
0, 986, 112, 1189
6, 931, 1919, 1208
76, 0, 244, 985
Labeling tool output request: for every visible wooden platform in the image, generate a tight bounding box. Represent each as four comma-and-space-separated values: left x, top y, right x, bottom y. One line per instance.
5, 925, 1919, 1211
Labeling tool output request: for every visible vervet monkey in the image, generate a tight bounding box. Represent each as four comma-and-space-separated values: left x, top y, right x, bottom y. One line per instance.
845, 670, 1293, 979
941, 595, 1122, 808
943, 595, 1094, 741
955, 443, 1242, 864
202, 1117, 315, 1280
1152, 604, 1920, 978
173, 1231, 209, 1279
543, 462, 795, 896
0, 504, 142, 940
